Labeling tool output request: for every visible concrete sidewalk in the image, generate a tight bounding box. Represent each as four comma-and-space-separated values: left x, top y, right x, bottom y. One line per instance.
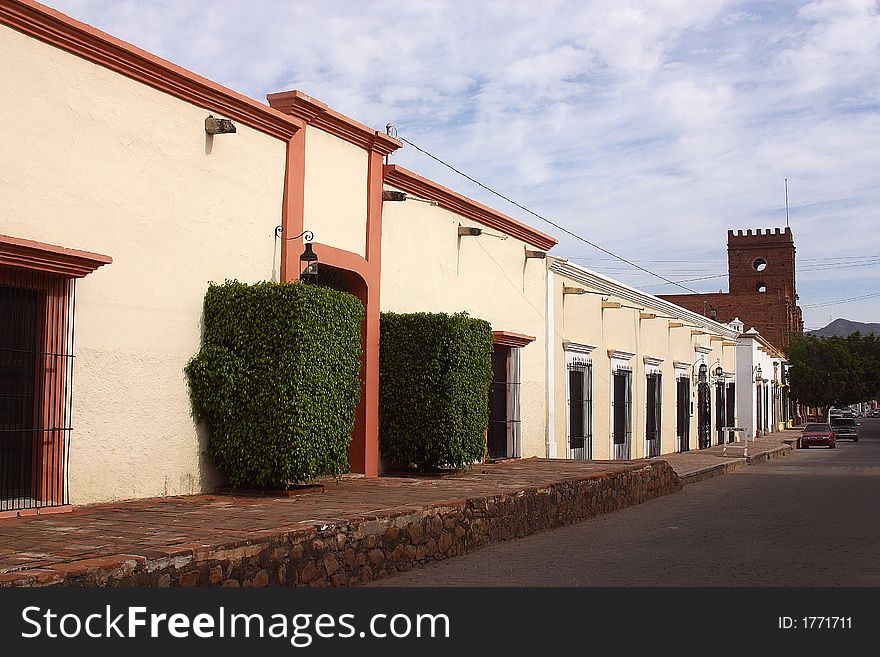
0, 429, 798, 588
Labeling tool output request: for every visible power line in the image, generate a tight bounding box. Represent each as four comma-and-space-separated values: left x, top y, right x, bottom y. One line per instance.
396, 134, 699, 294
802, 291, 880, 309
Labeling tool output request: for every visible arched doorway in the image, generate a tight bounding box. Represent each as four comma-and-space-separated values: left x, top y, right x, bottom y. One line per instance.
316, 263, 369, 475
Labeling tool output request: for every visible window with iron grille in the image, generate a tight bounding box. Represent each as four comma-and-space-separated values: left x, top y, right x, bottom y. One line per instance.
676, 375, 690, 452
612, 366, 632, 459
726, 382, 736, 427
487, 346, 520, 460
645, 372, 661, 457
567, 360, 592, 459
0, 267, 75, 512
756, 384, 763, 432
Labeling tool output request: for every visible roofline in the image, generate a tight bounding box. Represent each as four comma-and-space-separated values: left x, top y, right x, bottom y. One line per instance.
549, 257, 740, 338
267, 90, 402, 156
0, 233, 111, 278
383, 165, 558, 251
738, 329, 786, 358
1, 0, 304, 140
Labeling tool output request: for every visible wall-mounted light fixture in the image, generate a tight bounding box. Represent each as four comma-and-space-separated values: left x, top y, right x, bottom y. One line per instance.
382, 190, 406, 202
274, 226, 318, 285
382, 190, 439, 206
205, 115, 236, 134
698, 363, 708, 382
299, 242, 318, 285
457, 224, 507, 240
752, 364, 763, 382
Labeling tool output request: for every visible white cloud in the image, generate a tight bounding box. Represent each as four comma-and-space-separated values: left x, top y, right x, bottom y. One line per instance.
38, 0, 880, 326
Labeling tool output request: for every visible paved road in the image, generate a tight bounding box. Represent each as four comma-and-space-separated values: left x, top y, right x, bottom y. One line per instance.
371, 418, 880, 586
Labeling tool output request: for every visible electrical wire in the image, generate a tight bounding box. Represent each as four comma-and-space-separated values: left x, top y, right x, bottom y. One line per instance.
396, 135, 700, 294
802, 291, 880, 308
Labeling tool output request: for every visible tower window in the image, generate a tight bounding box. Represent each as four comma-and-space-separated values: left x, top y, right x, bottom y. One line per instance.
753, 258, 767, 272
756, 282, 767, 293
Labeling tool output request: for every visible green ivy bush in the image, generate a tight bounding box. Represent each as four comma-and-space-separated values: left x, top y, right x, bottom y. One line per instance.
185, 280, 363, 487
379, 311, 493, 470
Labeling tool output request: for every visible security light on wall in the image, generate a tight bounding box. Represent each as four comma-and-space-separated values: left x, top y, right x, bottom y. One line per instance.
382, 190, 438, 206
458, 224, 507, 240
205, 115, 236, 134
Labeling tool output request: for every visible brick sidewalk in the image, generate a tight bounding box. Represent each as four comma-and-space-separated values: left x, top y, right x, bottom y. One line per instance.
0, 430, 796, 587
654, 428, 797, 484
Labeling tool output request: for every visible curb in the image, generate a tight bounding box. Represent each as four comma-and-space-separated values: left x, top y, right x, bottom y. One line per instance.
1, 461, 682, 588
677, 442, 793, 485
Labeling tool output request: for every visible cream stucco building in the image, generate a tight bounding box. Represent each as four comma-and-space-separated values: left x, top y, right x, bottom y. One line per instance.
2, 0, 773, 517
547, 258, 740, 460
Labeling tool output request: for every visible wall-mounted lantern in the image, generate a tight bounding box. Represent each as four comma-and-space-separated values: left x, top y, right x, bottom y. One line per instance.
299, 241, 318, 285
752, 364, 763, 382
698, 363, 708, 382
275, 226, 318, 285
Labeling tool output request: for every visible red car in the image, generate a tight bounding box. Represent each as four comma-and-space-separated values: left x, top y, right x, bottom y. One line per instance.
798, 423, 836, 449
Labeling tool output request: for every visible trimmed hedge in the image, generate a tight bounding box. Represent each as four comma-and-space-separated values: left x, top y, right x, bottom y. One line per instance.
185, 280, 363, 487
379, 311, 493, 470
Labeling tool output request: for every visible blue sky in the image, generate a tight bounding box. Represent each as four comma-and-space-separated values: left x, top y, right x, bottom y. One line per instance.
45, 0, 880, 329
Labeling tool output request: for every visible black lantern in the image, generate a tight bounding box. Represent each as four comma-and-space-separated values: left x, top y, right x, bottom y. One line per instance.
300, 242, 318, 285
698, 363, 707, 381
714, 365, 723, 378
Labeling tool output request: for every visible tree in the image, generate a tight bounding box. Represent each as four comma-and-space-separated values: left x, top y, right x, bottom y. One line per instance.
785, 332, 880, 411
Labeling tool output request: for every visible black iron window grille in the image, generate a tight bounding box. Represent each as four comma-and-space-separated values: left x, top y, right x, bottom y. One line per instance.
715, 381, 725, 443
612, 367, 632, 459
567, 359, 592, 459
726, 381, 736, 428
645, 372, 661, 457
0, 266, 75, 512
488, 346, 521, 460
676, 375, 691, 452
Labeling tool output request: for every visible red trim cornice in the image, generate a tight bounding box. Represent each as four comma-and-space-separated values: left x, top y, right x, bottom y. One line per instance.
0, 234, 111, 278
384, 165, 558, 251
492, 331, 536, 348
267, 90, 401, 156
0, 0, 303, 140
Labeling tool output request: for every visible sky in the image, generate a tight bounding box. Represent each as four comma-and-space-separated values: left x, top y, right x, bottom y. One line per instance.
43, 0, 880, 330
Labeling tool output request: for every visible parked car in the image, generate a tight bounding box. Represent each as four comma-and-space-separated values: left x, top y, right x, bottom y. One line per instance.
872, 409, 880, 418
830, 417, 859, 441
798, 423, 837, 449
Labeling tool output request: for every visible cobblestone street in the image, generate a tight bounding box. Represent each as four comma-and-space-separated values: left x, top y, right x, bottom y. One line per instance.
371, 420, 880, 586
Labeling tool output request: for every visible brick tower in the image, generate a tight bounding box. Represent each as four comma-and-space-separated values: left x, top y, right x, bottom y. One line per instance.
660, 227, 803, 350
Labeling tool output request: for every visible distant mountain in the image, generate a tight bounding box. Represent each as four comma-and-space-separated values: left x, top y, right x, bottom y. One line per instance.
808, 318, 880, 338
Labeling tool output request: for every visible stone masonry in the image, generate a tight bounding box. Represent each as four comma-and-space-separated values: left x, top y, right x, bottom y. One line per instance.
0, 461, 680, 588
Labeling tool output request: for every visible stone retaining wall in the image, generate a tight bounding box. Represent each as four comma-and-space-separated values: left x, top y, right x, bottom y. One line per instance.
5, 461, 680, 587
